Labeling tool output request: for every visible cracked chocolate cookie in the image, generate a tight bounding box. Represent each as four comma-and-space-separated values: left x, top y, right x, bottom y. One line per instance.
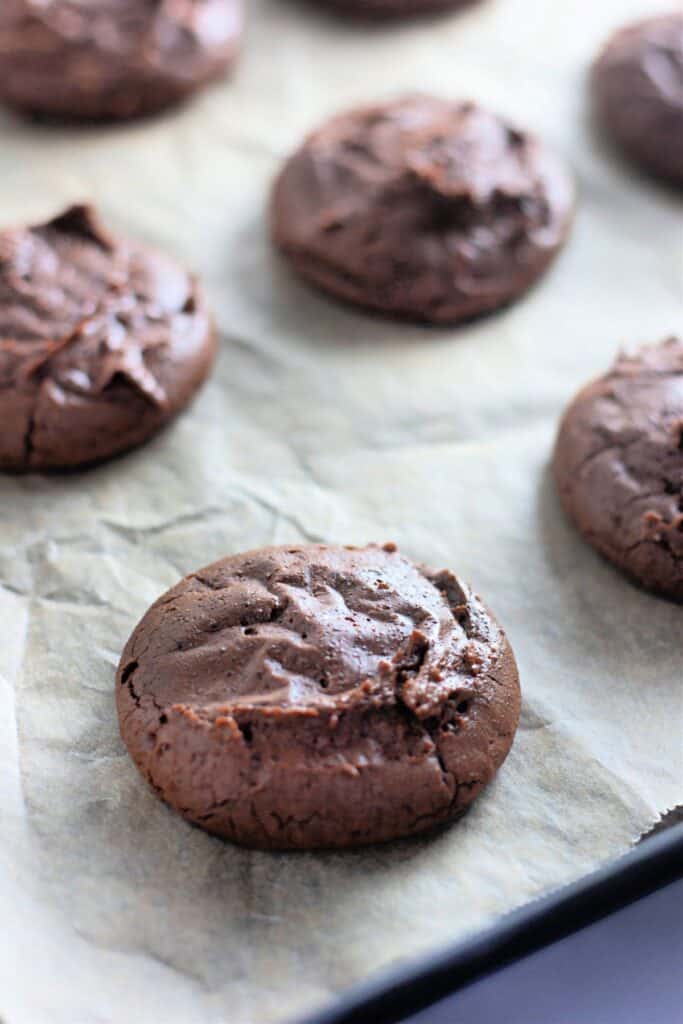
0, 205, 216, 472
271, 95, 574, 325
592, 14, 683, 184
116, 543, 521, 849
0, 0, 242, 121
553, 338, 683, 602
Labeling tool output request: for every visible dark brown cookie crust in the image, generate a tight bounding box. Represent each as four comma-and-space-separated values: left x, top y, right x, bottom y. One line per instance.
592, 14, 683, 184
271, 95, 574, 325
116, 544, 521, 850
0, 205, 216, 472
553, 338, 683, 602
0, 0, 242, 122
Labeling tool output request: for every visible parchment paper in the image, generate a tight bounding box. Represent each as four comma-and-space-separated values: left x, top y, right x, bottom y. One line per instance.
1, 1, 682, 1022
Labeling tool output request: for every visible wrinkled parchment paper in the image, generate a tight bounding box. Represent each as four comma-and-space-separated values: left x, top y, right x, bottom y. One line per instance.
1, 1, 682, 1021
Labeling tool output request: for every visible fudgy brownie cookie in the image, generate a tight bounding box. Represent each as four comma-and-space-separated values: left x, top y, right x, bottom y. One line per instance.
117, 543, 521, 849
553, 338, 683, 602
0, 0, 242, 121
0, 205, 215, 471
592, 14, 683, 183
272, 95, 574, 324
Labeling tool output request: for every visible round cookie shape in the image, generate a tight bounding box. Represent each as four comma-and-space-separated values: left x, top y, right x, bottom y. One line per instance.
0, 0, 242, 121
116, 543, 521, 849
271, 95, 574, 325
553, 338, 683, 602
592, 14, 683, 183
0, 205, 216, 472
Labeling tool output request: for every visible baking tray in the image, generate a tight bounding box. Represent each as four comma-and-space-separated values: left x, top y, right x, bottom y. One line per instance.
297, 820, 683, 1024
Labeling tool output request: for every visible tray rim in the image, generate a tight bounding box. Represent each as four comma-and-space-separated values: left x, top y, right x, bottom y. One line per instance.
294, 819, 683, 1024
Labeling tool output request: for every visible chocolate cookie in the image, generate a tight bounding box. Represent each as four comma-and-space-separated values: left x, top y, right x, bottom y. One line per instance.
0, 0, 242, 121
271, 95, 574, 325
117, 543, 521, 849
0, 205, 215, 472
592, 14, 683, 183
553, 338, 683, 602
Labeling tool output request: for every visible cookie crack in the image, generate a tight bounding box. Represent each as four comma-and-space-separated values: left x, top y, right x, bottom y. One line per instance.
23, 285, 167, 410
193, 573, 225, 592
574, 438, 630, 476
393, 629, 429, 686
427, 567, 473, 636
625, 532, 683, 564
24, 317, 97, 381
620, 488, 672, 511
121, 657, 164, 718
269, 809, 323, 832
391, 631, 455, 795
429, 732, 450, 783
21, 398, 38, 469
119, 659, 141, 708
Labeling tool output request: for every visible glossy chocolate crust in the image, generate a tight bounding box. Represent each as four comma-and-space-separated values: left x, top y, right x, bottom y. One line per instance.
117, 543, 521, 849
553, 338, 683, 602
272, 95, 574, 325
319, 0, 480, 20
0, 0, 242, 121
0, 205, 216, 472
592, 14, 683, 183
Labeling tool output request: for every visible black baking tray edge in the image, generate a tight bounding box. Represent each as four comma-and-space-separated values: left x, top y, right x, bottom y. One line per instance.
294, 819, 683, 1024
